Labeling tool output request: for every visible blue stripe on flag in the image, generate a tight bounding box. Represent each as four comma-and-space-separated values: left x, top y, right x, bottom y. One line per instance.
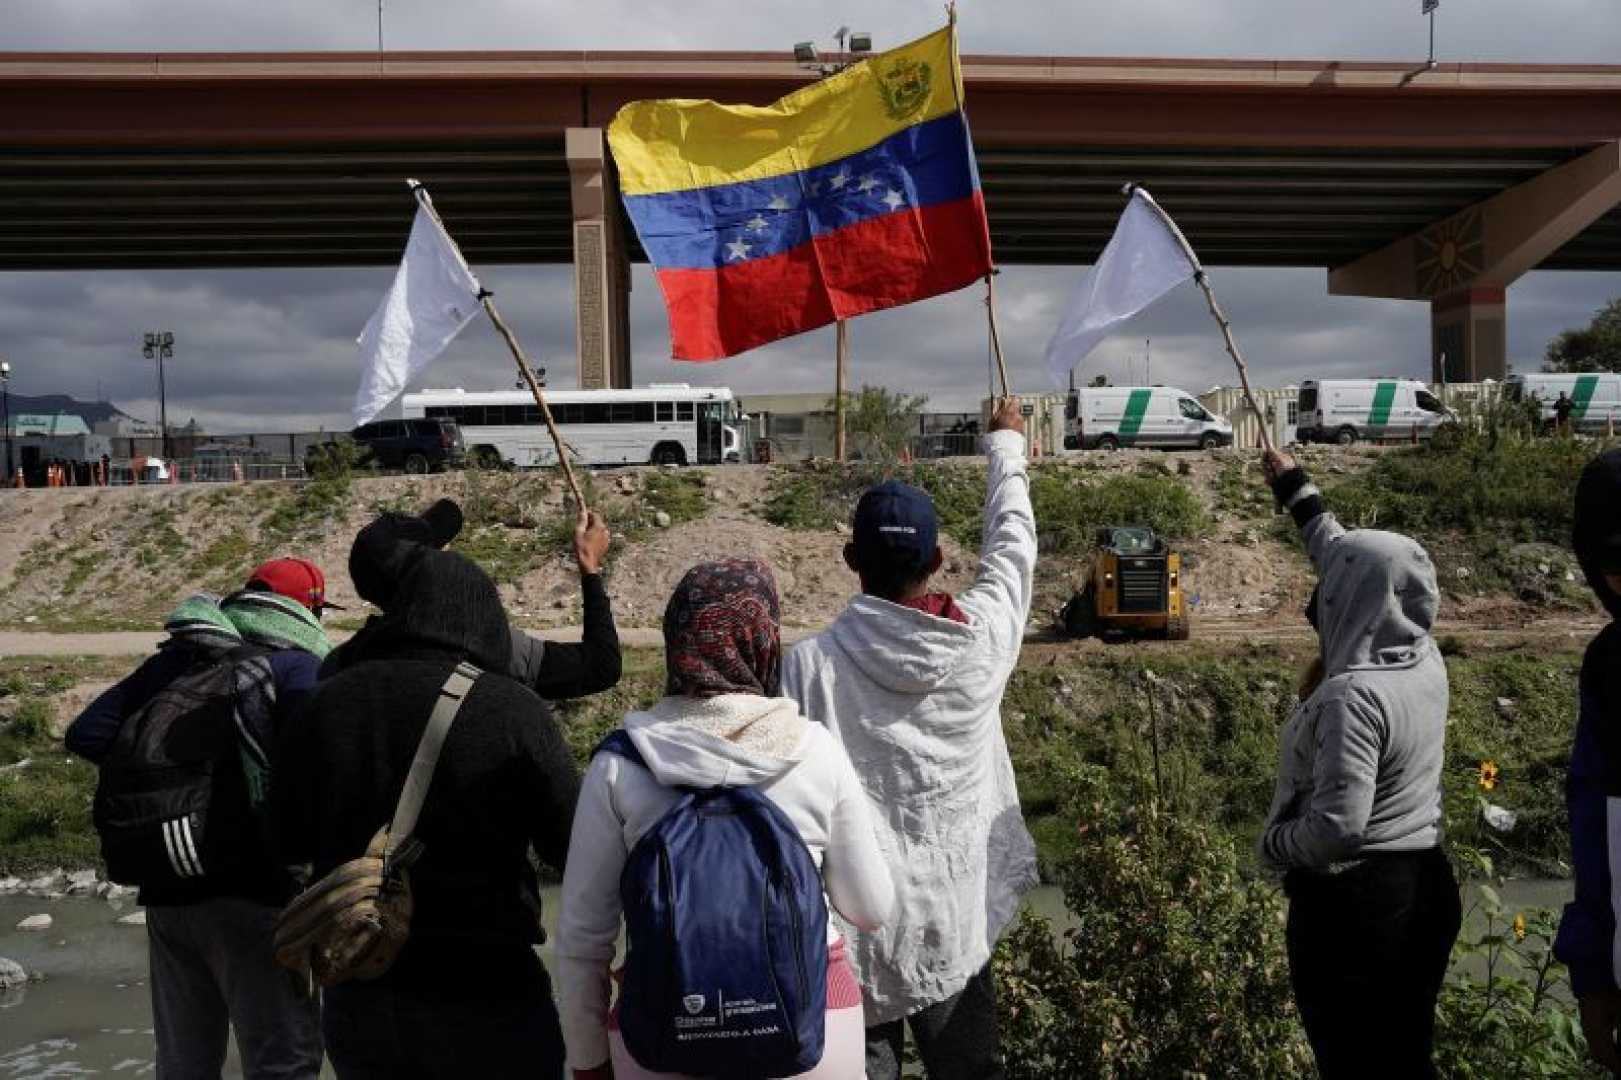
623, 111, 979, 270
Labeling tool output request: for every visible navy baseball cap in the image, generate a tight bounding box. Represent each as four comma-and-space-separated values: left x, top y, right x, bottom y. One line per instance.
852, 481, 939, 573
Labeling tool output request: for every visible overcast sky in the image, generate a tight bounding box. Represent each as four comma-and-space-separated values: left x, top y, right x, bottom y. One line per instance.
4, 0, 1621, 430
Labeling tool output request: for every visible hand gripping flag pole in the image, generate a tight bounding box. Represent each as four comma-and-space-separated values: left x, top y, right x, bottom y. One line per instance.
1121, 184, 1275, 454
406, 182, 588, 509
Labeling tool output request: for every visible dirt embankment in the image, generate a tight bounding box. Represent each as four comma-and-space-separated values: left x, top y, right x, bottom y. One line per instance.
0, 447, 1595, 638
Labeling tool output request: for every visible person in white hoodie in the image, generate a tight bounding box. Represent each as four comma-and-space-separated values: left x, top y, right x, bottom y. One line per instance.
557, 558, 894, 1080
780, 398, 1039, 1080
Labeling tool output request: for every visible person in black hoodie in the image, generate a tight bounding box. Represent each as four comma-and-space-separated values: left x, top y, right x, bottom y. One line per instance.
322, 498, 621, 700
273, 546, 580, 1078
1555, 447, 1621, 1075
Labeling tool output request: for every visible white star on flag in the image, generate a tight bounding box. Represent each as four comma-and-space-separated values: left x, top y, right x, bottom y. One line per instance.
829, 168, 851, 190
857, 174, 879, 193
725, 238, 752, 261
882, 189, 905, 211
767, 195, 792, 212
745, 214, 768, 233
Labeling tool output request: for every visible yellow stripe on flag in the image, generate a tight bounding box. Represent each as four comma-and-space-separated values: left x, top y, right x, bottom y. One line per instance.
609, 25, 963, 197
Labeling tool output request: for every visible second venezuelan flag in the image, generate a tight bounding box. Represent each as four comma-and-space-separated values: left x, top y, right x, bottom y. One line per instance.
608, 24, 992, 361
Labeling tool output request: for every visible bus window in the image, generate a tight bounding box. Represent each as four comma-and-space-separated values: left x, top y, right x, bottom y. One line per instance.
584, 404, 610, 424
523, 405, 540, 424
1415, 390, 1444, 414
656, 402, 674, 422
677, 403, 695, 421
634, 403, 655, 423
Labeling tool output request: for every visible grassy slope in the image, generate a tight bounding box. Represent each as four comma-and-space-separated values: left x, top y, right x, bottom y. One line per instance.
2, 640, 1583, 880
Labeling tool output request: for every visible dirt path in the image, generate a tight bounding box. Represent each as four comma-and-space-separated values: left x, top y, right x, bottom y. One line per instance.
2, 614, 1605, 661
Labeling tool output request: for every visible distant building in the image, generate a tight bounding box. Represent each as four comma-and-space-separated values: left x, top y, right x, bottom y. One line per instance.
736, 392, 843, 461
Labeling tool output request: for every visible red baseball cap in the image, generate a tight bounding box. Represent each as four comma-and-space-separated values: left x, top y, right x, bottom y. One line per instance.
246, 557, 334, 613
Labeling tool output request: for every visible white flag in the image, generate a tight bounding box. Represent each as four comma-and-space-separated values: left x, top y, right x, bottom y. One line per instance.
352, 185, 483, 426
1043, 187, 1199, 387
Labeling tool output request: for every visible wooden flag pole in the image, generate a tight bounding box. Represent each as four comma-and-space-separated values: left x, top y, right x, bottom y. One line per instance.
984, 274, 1013, 399
405, 180, 588, 508
1123, 183, 1274, 454
479, 295, 588, 510
835, 319, 849, 462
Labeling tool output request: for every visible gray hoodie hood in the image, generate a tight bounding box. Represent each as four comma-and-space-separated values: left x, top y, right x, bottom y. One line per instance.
622, 693, 810, 789
827, 594, 979, 694
1311, 525, 1439, 678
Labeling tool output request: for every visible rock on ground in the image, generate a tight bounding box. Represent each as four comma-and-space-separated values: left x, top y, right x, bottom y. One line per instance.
16, 914, 52, 932
0, 957, 27, 989
116, 910, 148, 927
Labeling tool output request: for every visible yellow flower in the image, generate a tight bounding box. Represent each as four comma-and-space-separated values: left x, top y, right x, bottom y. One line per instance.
1478, 760, 1500, 791
1513, 912, 1527, 942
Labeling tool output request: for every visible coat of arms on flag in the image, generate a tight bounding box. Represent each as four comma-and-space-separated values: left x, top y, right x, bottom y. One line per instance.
607, 24, 992, 361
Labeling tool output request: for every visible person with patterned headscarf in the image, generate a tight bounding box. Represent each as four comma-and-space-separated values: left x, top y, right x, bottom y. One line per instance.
557, 559, 894, 1080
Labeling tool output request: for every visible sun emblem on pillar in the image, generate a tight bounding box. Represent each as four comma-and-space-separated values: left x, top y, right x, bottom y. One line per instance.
1415, 207, 1484, 297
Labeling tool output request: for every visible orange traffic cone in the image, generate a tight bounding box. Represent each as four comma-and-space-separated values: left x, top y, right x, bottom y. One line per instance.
12, 467, 23, 489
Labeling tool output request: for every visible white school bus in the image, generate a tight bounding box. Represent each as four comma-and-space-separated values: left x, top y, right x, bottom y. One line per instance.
402, 386, 741, 468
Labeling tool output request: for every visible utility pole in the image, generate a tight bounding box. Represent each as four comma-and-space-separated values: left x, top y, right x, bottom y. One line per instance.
1145, 337, 1152, 385
142, 331, 174, 461
795, 28, 873, 461
1423, 0, 1439, 67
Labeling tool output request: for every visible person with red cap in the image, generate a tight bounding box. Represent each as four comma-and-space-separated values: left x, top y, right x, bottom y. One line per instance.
66, 559, 335, 1080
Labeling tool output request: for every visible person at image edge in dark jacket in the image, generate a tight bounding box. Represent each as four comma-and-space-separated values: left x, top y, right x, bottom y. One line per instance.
272, 545, 581, 1076
322, 497, 620, 701
1555, 447, 1621, 1076
66, 559, 335, 1080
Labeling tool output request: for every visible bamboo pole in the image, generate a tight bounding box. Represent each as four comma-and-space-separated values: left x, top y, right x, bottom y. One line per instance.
1123, 184, 1275, 455
480, 296, 587, 510
835, 319, 849, 462
984, 274, 1013, 399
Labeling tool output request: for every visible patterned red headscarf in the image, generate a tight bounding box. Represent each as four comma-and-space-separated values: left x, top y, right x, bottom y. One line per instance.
663, 559, 782, 698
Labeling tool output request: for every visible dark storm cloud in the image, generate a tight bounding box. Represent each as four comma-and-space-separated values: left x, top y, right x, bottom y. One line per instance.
2, 0, 1620, 428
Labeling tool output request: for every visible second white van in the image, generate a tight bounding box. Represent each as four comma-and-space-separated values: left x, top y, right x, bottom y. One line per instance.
1063, 386, 1233, 451
1505, 372, 1621, 434
1296, 379, 1451, 445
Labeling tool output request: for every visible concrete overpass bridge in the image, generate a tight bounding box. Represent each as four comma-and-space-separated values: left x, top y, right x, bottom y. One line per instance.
4, 50, 1621, 387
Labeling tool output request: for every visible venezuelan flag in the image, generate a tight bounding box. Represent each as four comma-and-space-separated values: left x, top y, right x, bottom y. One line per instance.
608, 25, 992, 361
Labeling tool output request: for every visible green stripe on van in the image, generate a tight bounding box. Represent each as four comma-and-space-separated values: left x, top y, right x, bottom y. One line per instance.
1119, 389, 1153, 441
1369, 381, 1397, 427
1573, 374, 1600, 419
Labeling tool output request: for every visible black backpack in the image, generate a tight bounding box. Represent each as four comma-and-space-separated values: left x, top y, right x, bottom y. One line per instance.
92, 644, 274, 889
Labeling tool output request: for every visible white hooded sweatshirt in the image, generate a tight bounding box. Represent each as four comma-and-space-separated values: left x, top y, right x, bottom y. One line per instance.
555, 693, 894, 1071
780, 429, 1041, 1023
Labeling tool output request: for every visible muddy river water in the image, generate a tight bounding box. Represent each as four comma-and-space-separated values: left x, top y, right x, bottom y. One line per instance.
0, 880, 1575, 1077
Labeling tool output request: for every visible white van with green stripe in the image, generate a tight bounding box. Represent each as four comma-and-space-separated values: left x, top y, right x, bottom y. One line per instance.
1064, 386, 1233, 451
1505, 373, 1621, 434
1296, 379, 1450, 446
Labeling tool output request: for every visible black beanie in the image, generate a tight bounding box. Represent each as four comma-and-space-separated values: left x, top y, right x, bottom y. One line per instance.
348, 498, 465, 609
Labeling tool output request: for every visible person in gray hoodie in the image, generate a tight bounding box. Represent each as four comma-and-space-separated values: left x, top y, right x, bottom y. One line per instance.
781, 398, 1038, 1080
1261, 449, 1461, 1080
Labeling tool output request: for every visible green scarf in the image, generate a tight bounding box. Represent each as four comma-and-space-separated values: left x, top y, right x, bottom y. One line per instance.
165, 591, 332, 659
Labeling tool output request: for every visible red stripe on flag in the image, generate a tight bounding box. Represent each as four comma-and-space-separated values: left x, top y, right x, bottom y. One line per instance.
656, 191, 992, 361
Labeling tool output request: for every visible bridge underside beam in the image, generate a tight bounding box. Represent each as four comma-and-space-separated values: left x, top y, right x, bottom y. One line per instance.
1328, 141, 1621, 381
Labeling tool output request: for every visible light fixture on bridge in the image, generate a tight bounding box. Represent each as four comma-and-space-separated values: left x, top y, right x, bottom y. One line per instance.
849, 32, 872, 55
794, 42, 819, 66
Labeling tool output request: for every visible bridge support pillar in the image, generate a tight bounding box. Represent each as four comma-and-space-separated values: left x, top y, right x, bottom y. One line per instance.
566, 127, 631, 389
1331, 140, 1621, 385
1431, 287, 1506, 383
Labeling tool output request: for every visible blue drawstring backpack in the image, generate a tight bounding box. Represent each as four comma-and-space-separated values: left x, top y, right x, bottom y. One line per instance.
596, 730, 828, 1079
